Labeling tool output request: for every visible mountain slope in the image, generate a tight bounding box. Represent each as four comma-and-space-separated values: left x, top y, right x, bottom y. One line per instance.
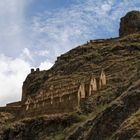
0, 33, 140, 140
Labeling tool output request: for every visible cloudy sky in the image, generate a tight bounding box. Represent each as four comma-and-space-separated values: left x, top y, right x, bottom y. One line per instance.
0, 0, 140, 106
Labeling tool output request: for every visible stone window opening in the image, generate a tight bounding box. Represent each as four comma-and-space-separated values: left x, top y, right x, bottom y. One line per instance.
79, 91, 82, 98
42, 101, 45, 107
59, 97, 62, 102
51, 97, 53, 104
25, 97, 32, 111
33, 103, 36, 109
68, 96, 71, 100
26, 104, 29, 111
51, 100, 53, 104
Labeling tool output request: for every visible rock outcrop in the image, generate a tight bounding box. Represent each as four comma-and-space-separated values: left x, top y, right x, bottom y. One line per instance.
119, 11, 140, 37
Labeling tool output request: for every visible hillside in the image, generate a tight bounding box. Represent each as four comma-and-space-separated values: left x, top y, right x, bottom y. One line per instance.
0, 33, 139, 140
0, 11, 140, 140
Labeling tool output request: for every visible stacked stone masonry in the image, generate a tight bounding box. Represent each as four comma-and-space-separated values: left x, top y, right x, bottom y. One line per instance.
0, 70, 107, 118
22, 70, 106, 117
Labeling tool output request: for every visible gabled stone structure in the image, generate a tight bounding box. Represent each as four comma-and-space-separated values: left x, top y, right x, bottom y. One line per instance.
99, 70, 107, 89
89, 77, 97, 95
25, 96, 33, 111
0, 70, 107, 118
21, 71, 106, 117
78, 83, 86, 99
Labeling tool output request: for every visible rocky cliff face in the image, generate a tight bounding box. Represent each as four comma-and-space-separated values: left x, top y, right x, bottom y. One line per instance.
119, 11, 140, 37
0, 11, 140, 140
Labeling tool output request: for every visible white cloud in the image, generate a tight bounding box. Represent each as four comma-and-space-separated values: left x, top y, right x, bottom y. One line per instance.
0, 54, 54, 106
0, 0, 31, 57
21, 48, 33, 61
35, 50, 49, 57
39, 61, 53, 70
0, 54, 31, 106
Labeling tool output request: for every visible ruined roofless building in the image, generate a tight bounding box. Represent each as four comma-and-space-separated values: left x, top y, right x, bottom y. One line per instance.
19, 70, 107, 117
0, 63, 107, 117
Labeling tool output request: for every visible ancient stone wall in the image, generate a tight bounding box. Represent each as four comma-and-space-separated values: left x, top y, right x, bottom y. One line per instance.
6, 101, 21, 107
0, 71, 107, 118
0, 106, 20, 115
20, 92, 79, 118
12, 70, 107, 118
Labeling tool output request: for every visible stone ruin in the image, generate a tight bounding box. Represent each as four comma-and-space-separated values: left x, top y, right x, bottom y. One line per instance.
119, 10, 140, 37
31, 68, 40, 74
22, 70, 107, 117
0, 70, 107, 118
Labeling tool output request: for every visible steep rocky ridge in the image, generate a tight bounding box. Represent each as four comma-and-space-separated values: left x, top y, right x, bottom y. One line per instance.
0, 11, 140, 140
67, 79, 140, 140
0, 33, 139, 140
111, 109, 140, 140
0, 114, 88, 140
